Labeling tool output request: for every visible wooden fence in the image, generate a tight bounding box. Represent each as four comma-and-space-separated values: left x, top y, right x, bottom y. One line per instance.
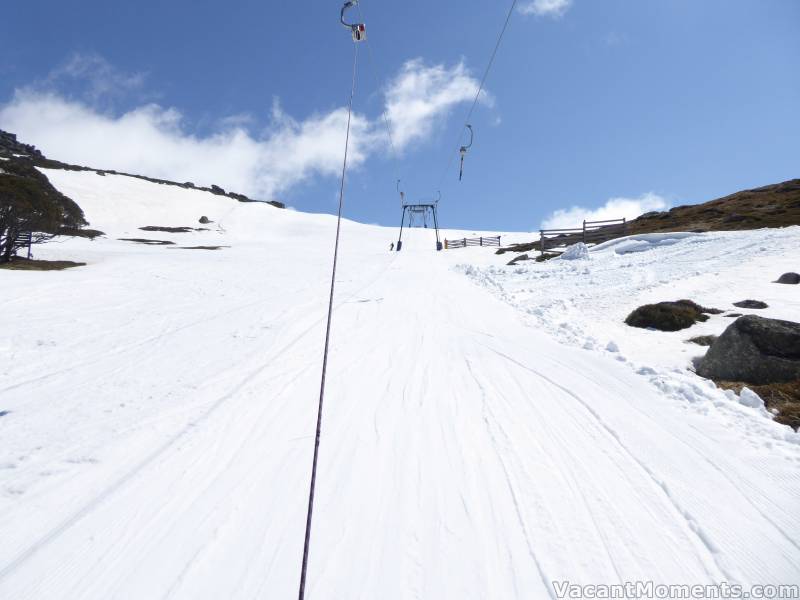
18, 231, 33, 259
444, 235, 501, 250
539, 218, 626, 256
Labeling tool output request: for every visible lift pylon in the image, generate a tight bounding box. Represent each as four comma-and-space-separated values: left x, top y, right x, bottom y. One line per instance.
396, 203, 442, 252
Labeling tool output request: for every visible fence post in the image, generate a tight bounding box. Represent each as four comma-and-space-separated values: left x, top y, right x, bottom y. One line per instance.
540, 230, 545, 257
623, 217, 627, 235
582, 220, 586, 244
480, 237, 483, 246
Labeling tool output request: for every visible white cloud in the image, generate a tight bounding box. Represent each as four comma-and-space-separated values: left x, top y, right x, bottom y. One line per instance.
519, 0, 573, 18
541, 193, 670, 229
0, 89, 378, 201
44, 53, 150, 105
0, 57, 483, 202
384, 59, 486, 150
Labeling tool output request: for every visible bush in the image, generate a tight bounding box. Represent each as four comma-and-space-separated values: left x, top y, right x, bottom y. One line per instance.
625, 300, 721, 332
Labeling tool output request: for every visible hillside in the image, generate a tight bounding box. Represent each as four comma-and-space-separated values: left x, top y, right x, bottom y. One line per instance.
0, 162, 798, 598
498, 178, 800, 257
629, 178, 800, 234
0, 129, 285, 209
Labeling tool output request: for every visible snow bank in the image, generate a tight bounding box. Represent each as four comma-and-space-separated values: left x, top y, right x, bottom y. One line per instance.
559, 242, 590, 260
592, 231, 702, 255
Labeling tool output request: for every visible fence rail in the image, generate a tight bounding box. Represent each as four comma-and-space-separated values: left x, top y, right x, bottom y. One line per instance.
539, 218, 626, 256
445, 235, 501, 250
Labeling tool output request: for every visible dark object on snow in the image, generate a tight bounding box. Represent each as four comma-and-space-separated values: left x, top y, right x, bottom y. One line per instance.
687, 335, 718, 347
776, 272, 800, 285
140, 226, 195, 233
724, 313, 743, 318
507, 253, 532, 266
0, 258, 85, 271
170, 245, 228, 251
625, 300, 722, 332
733, 300, 769, 309
118, 238, 175, 246
696, 315, 800, 384
210, 184, 226, 196
199, 216, 212, 224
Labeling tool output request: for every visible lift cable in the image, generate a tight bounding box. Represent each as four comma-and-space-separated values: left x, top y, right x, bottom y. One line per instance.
435, 0, 519, 190
356, 1, 407, 206
297, 6, 362, 599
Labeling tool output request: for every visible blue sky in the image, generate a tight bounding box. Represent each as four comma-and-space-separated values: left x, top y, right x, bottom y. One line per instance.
1, 0, 798, 230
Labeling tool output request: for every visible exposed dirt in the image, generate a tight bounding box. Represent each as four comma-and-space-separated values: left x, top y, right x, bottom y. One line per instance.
140, 226, 195, 233
497, 178, 800, 256
628, 179, 800, 235
169, 246, 229, 251
716, 380, 800, 430
0, 258, 86, 271
118, 238, 175, 246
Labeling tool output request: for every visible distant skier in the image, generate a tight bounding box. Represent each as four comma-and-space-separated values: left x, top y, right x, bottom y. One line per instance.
389, 242, 394, 251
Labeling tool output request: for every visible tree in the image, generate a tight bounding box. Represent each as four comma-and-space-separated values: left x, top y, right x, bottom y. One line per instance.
0, 159, 87, 263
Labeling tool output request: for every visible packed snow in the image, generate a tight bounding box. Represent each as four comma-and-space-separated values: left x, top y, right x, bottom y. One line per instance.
1, 168, 798, 599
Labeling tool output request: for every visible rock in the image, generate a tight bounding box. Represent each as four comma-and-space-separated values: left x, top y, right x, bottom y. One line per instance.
506, 253, 531, 266
687, 335, 717, 346
696, 315, 800, 384
776, 272, 800, 285
210, 184, 226, 195
625, 300, 722, 332
561, 242, 590, 261
733, 300, 768, 309
199, 216, 212, 224
724, 313, 743, 318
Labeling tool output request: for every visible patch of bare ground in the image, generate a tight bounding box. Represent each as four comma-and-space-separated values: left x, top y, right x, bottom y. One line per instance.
118, 238, 175, 245
0, 258, 86, 271
716, 381, 800, 430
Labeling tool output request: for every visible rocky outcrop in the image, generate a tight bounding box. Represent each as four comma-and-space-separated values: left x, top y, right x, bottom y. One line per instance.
696, 315, 800, 384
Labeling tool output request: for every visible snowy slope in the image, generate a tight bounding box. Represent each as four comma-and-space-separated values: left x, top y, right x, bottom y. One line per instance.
1, 169, 798, 599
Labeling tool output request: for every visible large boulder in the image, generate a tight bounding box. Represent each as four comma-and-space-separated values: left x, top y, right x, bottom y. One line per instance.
696, 315, 800, 384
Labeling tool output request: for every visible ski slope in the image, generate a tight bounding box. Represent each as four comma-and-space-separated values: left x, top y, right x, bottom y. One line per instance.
1, 170, 799, 599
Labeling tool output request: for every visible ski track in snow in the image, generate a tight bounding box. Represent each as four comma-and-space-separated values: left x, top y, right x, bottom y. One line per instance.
0, 169, 799, 598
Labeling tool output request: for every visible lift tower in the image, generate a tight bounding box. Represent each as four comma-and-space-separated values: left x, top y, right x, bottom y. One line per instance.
396, 203, 442, 252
